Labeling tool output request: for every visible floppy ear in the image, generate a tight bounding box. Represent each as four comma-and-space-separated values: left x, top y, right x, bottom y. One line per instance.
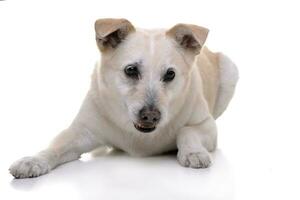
95, 18, 135, 52
166, 23, 209, 54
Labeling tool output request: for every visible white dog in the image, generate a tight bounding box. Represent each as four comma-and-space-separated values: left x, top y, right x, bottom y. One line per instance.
9, 18, 238, 178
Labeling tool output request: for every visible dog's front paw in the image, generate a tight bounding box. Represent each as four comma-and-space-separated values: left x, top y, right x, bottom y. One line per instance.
177, 150, 212, 168
9, 156, 51, 178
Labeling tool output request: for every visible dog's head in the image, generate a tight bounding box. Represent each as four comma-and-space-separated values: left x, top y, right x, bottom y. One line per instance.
95, 18, 209, 133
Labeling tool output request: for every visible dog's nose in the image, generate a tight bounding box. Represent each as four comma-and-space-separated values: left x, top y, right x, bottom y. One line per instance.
139, 106, 161, 125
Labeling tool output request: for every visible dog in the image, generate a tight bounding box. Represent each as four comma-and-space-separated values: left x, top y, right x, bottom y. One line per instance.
9, 18, 238, 178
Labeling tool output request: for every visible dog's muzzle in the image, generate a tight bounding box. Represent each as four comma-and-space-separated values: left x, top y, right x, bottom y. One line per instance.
134, 106, 161, 133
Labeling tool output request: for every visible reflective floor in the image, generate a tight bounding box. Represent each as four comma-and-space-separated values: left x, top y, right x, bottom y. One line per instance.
1, 149, 233, 200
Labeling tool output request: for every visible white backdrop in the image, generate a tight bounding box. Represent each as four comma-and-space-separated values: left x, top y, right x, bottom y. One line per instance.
0, 0, 300, 199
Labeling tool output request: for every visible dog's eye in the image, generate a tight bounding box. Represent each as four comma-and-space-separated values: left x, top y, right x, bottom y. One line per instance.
124, 64, 139, 79
163, 68, 175, 82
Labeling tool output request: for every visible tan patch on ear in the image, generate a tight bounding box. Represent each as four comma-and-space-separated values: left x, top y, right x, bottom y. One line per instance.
94, 18, 135, 52
166, 23, 209, 54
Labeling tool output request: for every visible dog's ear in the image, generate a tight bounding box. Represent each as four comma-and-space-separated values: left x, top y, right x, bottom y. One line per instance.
166, 23, 209, 54
95, 18, 135, 52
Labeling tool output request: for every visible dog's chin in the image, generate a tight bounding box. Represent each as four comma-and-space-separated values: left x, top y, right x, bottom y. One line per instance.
133, 123, 156, 133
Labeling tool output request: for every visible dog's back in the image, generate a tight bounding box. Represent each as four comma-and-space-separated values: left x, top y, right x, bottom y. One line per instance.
196, 47, 239, 119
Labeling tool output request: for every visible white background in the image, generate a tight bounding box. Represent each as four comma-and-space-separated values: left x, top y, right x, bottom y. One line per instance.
1, 0, 300, 199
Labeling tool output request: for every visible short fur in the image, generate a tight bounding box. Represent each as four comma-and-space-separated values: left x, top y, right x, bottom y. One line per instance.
9, 18, 238, 178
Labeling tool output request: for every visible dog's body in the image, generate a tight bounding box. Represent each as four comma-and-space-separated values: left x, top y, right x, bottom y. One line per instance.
9, 19, 238, 178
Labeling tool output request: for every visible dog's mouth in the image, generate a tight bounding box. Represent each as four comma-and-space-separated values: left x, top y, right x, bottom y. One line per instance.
133, 123, 156, 133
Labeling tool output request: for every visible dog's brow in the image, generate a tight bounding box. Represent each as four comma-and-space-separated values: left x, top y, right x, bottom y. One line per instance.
149, 34, 155, 57
126, 60, 143, 68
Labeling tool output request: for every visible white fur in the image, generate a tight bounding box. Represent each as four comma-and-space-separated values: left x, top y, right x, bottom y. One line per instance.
149, 34, 155, 56
213, 53, 239, 119
9, 24, 238, 178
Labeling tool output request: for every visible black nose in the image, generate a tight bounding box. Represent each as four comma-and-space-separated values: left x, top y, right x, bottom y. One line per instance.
139, 106, 161, 125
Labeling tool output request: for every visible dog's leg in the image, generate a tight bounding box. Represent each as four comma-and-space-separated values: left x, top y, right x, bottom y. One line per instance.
176, 116, 217, 168
9, 93, 103, 178
9, 124, 100, 178
9, 128, 99, 178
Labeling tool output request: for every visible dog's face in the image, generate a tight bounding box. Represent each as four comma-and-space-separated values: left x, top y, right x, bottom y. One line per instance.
95, 19, 208, 133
